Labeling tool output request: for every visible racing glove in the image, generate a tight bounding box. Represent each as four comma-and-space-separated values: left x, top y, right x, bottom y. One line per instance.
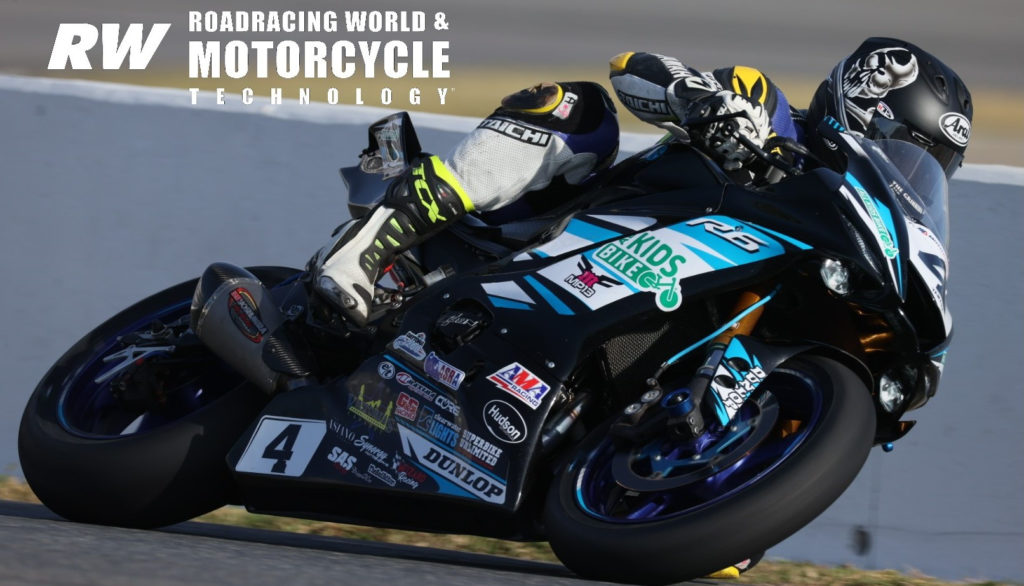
674, 88, 771, 170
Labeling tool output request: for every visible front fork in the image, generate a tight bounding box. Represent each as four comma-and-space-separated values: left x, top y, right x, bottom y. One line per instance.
612, 289, 777, 442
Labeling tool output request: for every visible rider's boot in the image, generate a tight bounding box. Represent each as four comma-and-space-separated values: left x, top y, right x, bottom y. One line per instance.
316, 154, 473, 326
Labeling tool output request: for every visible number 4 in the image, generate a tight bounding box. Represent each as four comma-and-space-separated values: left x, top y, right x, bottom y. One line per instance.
263, 424, 301, 473
235, 417, 327, 477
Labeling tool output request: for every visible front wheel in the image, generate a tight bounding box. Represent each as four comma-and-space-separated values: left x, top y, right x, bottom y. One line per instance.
543, 355, 875, 585
18, 267, 301, 528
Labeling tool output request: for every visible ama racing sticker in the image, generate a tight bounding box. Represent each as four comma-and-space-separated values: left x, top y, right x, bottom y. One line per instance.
487, 362, 552, 410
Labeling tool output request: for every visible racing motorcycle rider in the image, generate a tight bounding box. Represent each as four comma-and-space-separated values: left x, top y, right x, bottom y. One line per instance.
315, 36, 972, 329
312, 36, 972, 579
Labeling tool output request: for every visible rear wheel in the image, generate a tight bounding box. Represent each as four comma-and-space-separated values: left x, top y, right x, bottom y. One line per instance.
544, 355, 874, 585
18, 267, 300, 528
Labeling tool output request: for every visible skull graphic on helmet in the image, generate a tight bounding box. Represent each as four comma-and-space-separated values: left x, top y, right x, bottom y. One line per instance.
841, 47, 919, 129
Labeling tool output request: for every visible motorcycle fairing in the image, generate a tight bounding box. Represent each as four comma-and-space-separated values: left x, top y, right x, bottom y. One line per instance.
531, 215, 804, 313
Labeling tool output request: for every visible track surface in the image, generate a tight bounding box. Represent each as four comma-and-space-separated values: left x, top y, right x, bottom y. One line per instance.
0, 500, 722, 586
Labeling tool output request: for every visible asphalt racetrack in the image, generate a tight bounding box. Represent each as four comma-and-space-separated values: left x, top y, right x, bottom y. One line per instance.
0, 500, 717, 586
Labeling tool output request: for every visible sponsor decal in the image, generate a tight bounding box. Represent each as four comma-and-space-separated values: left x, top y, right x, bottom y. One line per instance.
593, 232, 686, 311
392, 331, 427, 361
458, 429, 503, 468
707, 338, 770, 424
424, 352, 465, 391
396, 371, 437, 402
552, 91, 578, 120
477, 117, 551, 146
711, 364, 768, 421
396, 392, 420, 421
377, 360, 396, 379
348, 384, 395, 432
227, 287, 268, 343
483, 400, 527, 444
876, 101, 895, 120
564, 256, 621, 298
434, 393, 461, 417
438, 312, 481, 329
411, 161, 449, 224
487, 362, 551, 410
939, 112, 970, 147
394, 459, 428, 489
368, 463, 398, 487
328, 419, 356, 442
890, 180, 924, 215
415, 405, 460, 447
353, 433, 390, 465
851, 182, 899, 259
615, 91, 669, 115
326, 446, 357, 473
399, 425, 506, 504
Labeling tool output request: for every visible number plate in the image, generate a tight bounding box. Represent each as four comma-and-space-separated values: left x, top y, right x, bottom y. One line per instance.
235, 416, 327, 477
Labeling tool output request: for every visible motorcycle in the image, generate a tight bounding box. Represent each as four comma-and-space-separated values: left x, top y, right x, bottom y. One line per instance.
19, 111, 953, 584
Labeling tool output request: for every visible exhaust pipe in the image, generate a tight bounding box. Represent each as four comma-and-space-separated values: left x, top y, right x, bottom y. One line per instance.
190, 262, 293, 393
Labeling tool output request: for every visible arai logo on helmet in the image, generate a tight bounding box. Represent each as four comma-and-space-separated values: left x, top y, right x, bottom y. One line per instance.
940, 112, 970, 147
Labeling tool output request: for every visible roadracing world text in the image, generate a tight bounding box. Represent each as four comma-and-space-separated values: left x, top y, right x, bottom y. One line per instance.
47, 10, 455, 108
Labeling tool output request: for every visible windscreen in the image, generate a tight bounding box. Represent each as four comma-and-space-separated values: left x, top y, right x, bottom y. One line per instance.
869, 138, 951, 248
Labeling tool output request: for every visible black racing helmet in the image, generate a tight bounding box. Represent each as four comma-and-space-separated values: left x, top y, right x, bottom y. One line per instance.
806, 37, 973, 179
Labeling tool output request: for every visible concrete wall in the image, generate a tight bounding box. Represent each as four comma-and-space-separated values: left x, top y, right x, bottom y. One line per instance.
1, 76, 1021, 581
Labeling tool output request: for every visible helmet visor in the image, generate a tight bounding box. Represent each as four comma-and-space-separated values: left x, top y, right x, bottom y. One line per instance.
866, 117, 964, 180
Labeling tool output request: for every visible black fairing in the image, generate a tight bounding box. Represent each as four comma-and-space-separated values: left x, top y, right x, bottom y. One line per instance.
226, 134, 945, 535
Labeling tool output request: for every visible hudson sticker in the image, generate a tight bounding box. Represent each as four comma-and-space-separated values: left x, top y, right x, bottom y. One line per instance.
483, 400, 527, 444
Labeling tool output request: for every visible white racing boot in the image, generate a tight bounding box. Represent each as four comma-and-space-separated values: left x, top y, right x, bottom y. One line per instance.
316, 155, 473, 326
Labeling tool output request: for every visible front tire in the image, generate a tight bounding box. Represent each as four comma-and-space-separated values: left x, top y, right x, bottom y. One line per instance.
18, 267, 300, 528
543, 355, 875, 585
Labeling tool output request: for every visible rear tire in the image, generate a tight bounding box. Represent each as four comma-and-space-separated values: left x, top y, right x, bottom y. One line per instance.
543, 356, 875, 585
18, 267, 300, 528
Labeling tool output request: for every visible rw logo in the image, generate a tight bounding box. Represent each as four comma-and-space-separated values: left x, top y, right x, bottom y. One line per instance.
48, 23, 170, 70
